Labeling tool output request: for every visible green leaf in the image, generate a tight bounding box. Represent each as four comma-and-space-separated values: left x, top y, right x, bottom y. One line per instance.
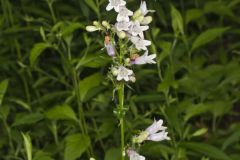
22, 133, 32, 160
191, 27, 229, 51
222, 130, 240, 150
84, 0, 99, 16
104, 148, 121, 160
61, 22, 84, 37
12, 113, 44, 127
192, 128, 208, 137
64, 134, 90, 160
79, 73, 103, 102
30, 43, 52, 66
179, 142, 231, 160
171, 5, 184, 36
0, 79, 8, 106
186, 9, 204, 24
184, 103, 210, 121
45, 104, 77, 121
10, 99, 31, 111
33, 151, 54, 160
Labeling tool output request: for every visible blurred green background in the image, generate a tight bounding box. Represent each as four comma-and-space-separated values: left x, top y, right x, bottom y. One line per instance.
0, 0, 240, 159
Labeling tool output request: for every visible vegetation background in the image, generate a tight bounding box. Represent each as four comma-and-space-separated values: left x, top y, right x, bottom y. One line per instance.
0, 0, 240, 159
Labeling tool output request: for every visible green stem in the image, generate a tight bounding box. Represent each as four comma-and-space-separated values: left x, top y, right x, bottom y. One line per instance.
118, 82, 125, 160
46, 0, 56, 23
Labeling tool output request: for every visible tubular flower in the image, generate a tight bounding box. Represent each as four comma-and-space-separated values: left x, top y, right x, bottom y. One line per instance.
115, 66, 134, 81
139, 1, 155, 16
130, 36, 151, 51
128, 21, 149, 38
106, 0, 126, 12
117, 6, 133, 22
147, 131, 170, 142
127, 148, 145, 160
132, 51, 156, 65
115, 21, 132, 31
133, 119, 170, 144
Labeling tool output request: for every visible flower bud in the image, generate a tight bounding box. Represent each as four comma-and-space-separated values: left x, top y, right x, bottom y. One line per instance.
133, 9, 142, 20
117, 31, 126, 39
86, 26, 98, 32
125, 58, 130, 64
89, 158, 96, 160
93, 21, 101, 27
129, 76, 136, 83
136, 15, 144, 23
112, 67, 119, 76
105, 43, 115, 57
93, 21, 105, 31
141, 16, 153, 25
102, 21, 111, 30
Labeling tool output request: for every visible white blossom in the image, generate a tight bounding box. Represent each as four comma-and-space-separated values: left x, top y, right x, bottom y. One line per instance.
115, 21, 132, 31
140, 1, 155, 16
117, 6, 133, 22
127, 149, 145, 160
129, 21, 149, 38
106, 0, 126, 12
132, 51, 156, 65
147, 131, 170, 142
115, 66, 133, 81
130, 36, 151, 51
145, 119, 166, 135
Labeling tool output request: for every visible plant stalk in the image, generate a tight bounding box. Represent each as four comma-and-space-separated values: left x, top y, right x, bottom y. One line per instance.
118, 82, 125, 160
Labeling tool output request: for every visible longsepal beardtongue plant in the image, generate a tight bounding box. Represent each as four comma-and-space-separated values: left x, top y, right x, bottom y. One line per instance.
86, 1, 170, 159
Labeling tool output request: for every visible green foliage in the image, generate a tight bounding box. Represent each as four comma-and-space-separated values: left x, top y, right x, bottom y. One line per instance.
64, 134, 90, 160
0, 0, 240, 159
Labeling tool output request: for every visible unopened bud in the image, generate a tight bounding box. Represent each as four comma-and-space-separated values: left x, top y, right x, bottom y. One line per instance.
93, 21, 101, 27
86, 26, 98, 32
133, 9, 142, 20
141, 16, 153, 25
125, 58, 130, 64
136, 15, 144, 22
112, 68, 119, 76
102, 21, 111, 30
129, 76, 136, 83
93, 21, 105, 31
117, 31, 126, 39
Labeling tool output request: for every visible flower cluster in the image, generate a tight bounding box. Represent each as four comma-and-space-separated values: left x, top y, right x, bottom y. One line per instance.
129, 119, 170, 160
86, 1, 170, 160
86, 0, 156, 83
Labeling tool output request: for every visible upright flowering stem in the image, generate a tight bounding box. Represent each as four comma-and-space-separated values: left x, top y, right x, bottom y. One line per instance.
118, 82, 125, 160
118, 38, 125, 160
86, 1, 170, 159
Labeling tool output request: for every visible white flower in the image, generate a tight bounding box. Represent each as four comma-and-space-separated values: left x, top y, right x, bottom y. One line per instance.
106, 0, 126, 12
117, 6, 133, 22
115, 21, 132, 31
140, 1, 155, 16
130, 36, 151, 51
147, 131, 170, 142
127, 148, 145, 160
132, 51, 156, 65
116, 66, 133, 81
129, 21, 148, 38
145, 119, 166, 135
